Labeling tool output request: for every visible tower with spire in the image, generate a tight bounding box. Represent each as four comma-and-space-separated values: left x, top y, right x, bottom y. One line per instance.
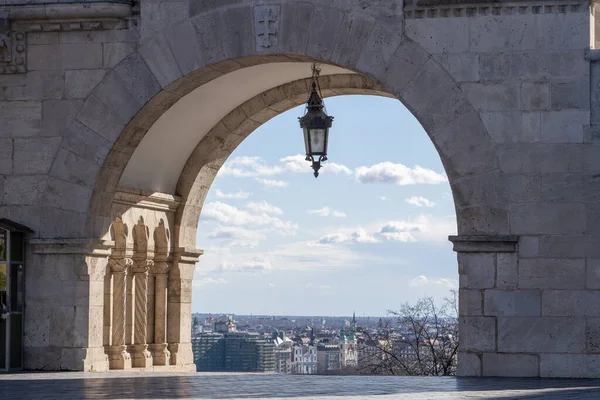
339, 312, 358, 369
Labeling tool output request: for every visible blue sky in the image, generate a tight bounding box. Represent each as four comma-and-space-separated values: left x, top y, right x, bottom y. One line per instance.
192, 95, 458, 317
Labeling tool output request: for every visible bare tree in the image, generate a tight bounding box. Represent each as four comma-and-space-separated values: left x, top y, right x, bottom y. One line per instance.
356, 290, 458, 376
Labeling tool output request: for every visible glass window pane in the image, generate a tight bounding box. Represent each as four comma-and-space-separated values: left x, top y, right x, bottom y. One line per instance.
10, 264, 24, 312
10, 232, 23, 262
9, 313, 22, 369
0, 230, 6, 262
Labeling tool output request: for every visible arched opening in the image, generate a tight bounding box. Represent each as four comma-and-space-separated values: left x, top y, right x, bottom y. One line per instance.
82, 52, 497, 372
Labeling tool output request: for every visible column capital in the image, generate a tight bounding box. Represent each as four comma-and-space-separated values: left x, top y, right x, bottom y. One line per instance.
132, 258, 153, 274
449, 235, 519, 253
109, 257, 133, 273
152, 260, 171, 274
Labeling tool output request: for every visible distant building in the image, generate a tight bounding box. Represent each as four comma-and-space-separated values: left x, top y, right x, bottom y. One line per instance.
292, 344, 317, 374
273, 330, 293, 374
339, 313, 358, 369
317, 344, 341, 373
192, 331, 275, 372
213, 315, 236, 333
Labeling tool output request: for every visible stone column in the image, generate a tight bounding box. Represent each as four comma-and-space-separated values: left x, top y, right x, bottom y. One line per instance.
149, 258, 170, 365
449, 235, 520, 377
130, 258, 153, 367
167, 248, 202, 369
108, 257, 132, 370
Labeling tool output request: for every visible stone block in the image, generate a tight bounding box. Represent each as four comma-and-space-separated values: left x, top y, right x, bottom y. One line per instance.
456, 205, 510, 236
498, 317, 585, 353
383, 39, 430, 96
165, 20, 203, 75
190, 12, 226, 67
587, 318, 600, 352
510, 203, 586, 235
458, 253, 495, 289
138, 35, 181, 89
541, 110, 587, 143
568, 144, 600, 173
4, 175, 47, 206
542, 290, 600, 316
65, 70, 106, 99
50, 148, 101, 188
306, 6, 344, 61
49, 306, 76, 347
94, 72, 143, 123
279, 3, 312, 57
537, 234, 600, 258
401, 59, 454, 113
469, 15, 537, 52
480, 53, 510, 81
504, 174, 542, 203
434, 53, 480, 83
77, 95, 127, 143
462, 82, 519, 111
189, 0, 242, 17
330, 11, 375, 69
13, 137, 61, 174
141, 0, 188, 40
41, 99, 83, 137
457, 352, 481, 376
482, 353, 538, 377
103, 42, 134, 69
42, 177, 92, 213
23, 347, 61, 370
419, 85, 472, 136
333, 0, 402, 31
520, 82, 550, 111
28, 43, 102, 70
480, 111, 540, 143
356, 25, 402, 81
496, 253, 518, 290
587, 259, 600, 289
406, 17, 469, 54
0, 101, 42, 137
451, 170, 506, 208
459, 289, 482, 316
540, 354, 600, 378
115, 52, 163, 104
215, 6, 254, 61
28, 32, 58, 45
536, 13, 590, 51
0, 138, 12, 174
62, 120, 111, 165
518, 236, 539, 258
484, 290, 540, 317
551, 80, 590, 110
459, 316, 496, 352
519, 258, 585, 289
0, 205, 42, 234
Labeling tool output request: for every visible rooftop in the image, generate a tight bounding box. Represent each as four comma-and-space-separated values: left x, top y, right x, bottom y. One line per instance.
2, 372, 600, 399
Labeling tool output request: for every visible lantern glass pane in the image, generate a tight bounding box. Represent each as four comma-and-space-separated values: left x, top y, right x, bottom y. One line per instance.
309, 128, 326, 154
303, 127, 310, 154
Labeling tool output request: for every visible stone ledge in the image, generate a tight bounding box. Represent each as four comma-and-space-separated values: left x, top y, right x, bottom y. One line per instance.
114, 188, 182, 212
173, 247, 204, 264
31, 238, 113, 255
1, 1, 132, 21
449, 235, 519, 252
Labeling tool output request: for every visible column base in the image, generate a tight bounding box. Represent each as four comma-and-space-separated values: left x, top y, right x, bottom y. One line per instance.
168, 342, 194, 366
107, 345, 132, 370
149, 343, 171, 366
130, 344, 153, 368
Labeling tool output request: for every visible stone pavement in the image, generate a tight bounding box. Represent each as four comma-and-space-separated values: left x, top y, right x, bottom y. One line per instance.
2, 372, 600, 399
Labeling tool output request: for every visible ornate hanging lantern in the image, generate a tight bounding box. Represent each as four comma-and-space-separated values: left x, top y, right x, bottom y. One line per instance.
299, 64, 334, 178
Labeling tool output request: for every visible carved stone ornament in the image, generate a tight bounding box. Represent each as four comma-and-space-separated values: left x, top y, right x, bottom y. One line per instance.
109, 257, 133, 273
152, 261, 170, 275
0, 12, 26, 74
131, 258, 152, 274
254, 5, 280, 51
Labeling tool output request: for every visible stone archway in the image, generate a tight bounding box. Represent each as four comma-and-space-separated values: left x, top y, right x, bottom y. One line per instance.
5, 0, 593, 377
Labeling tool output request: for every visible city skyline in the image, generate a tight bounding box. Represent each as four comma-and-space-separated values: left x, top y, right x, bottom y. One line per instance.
193, 95, 458, 317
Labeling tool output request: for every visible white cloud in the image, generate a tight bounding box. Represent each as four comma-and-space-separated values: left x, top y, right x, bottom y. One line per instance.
207, 226, 266, 247
317, 215, 457, 245
268, 282, 276, 288
246, 201, 283, 215
193, 277, 227, 287
215, 189, 250, 200
220, 155, 352, 178
202, 201, 297, 235
355, 162, 447, 185
406, 196, 436, 208
307, 206, 346, 218
255, 178, 289, 188
377, 196, 387, 201
408, 275, 458, 289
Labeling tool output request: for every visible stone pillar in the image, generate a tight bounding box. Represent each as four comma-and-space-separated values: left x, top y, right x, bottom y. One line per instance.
130, 258, 153, 367
167, 248, 202, 369
107, 257, 132, 370
449, 235, 521, 377
28, 240, 111, 371
149, 259, 170, 365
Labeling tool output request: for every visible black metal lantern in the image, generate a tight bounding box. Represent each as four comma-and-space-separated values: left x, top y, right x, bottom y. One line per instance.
299, 64, 334, 178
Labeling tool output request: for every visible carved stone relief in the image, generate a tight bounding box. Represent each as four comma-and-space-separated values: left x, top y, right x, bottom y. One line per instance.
0, 12, 26, 74
254, 5, 280, 51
